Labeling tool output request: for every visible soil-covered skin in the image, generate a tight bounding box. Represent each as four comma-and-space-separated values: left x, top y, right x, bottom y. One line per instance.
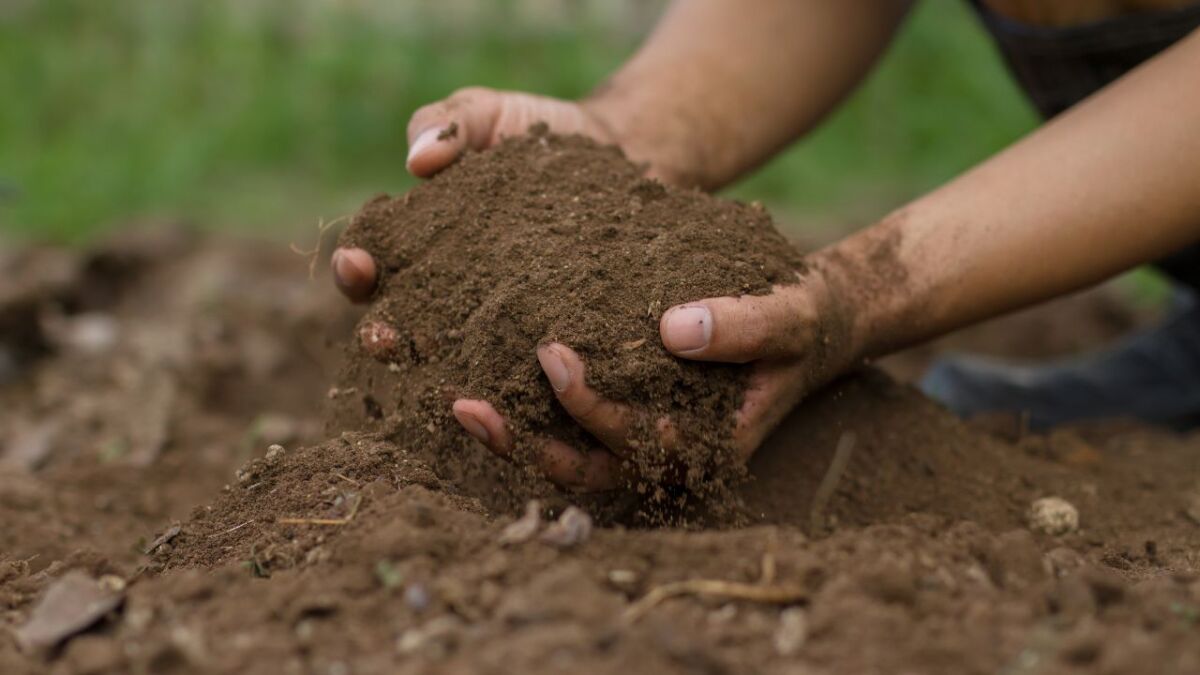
335, 127, 804, 501
3, 214, 1200, 670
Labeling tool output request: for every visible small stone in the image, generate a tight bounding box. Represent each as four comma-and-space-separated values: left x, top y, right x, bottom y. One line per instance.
404, 583, 432, 612
498, 501, 542, 546
15, 572, 124, 653
264, 444, 285, 462
540, 506, 593, 548
1029, 497, 1080, 536
773, 607, 808, 656
396, 615, 461, 655
97, 575, 126, 593
607, 569, 638, 586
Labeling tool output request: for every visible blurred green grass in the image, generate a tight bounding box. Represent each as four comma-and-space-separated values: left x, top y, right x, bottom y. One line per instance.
0, 0, 1038, 243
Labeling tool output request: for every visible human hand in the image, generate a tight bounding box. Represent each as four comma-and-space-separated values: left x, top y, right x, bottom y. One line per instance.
331, 87, 620, 302
451, 272, 856, 491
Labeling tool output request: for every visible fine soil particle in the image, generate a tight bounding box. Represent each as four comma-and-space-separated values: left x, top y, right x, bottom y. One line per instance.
337, 126, 802, 504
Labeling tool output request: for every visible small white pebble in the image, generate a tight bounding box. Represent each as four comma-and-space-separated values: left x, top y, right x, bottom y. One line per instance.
1028, 496, 1079, 536
607, 569, 637, 586
774, 607, 808, 656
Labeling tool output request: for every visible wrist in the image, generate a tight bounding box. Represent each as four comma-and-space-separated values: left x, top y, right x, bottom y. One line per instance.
805, 212, 914, 366
579, 85, 703, 188
800, 260, 870, 379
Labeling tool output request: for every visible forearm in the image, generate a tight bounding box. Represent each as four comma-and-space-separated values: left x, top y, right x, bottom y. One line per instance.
816, 28, 1200, 361
583, 0, 912, 189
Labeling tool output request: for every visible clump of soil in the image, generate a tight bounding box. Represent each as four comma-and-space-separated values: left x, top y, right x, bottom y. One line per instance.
337, 126, 803, 500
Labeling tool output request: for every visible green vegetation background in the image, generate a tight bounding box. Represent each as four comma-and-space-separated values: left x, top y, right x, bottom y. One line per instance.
0, 0, 1039, 242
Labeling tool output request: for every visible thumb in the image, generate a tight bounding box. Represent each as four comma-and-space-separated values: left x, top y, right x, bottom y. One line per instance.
659, 285, 815, 363
406, 87, 505, 177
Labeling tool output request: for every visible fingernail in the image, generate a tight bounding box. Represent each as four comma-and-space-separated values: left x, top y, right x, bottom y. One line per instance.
537, 346, 570, 392
406, 127, 443, 165
663, 305, 712, 353
453, 408, 490, 444
332, 249, 354, 285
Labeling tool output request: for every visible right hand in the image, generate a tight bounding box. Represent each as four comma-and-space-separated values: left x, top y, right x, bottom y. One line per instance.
331, 87, 619, 302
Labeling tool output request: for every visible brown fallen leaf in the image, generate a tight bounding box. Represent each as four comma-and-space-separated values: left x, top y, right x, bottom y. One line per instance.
15, 571, 124, 654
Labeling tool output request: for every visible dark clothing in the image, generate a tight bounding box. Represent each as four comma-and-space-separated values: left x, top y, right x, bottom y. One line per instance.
970, 1, 1200, 287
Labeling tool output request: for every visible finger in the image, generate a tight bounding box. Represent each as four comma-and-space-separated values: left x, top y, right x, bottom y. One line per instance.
535, 439, 624, 492
733, 361, 809, 458
659, 284, 813, 363
536, 343, 677, 456
452, 399, 514, 457
406, 87, 504, 177
453, 398, 623, 491
331, 247, 377, 302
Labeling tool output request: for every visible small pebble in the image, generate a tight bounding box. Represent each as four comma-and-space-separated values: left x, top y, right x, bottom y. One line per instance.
498, 501, 542, 546
540, 506, 593, 548
773, 607, 808, 656
404, 583, 432, 612
607, 569, 638, 586
1029, 497, 1080, 536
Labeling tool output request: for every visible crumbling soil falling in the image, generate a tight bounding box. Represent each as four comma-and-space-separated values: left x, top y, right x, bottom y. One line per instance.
335, 126, 804, 511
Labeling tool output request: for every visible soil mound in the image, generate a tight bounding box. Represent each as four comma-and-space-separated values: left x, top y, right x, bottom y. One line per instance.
336, 126, 802, 500
4, 233, 1200, 674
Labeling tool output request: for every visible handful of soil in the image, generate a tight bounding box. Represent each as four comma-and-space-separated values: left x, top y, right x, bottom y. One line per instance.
338, 125, 802, 496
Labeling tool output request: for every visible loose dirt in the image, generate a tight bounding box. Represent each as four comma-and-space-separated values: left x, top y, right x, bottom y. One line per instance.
2, 139, 1200, 674
335, 126, 802, 508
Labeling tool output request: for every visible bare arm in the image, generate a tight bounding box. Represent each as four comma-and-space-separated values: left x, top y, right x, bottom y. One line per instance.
816, 27, 1200, 360
586, 0, 913, 188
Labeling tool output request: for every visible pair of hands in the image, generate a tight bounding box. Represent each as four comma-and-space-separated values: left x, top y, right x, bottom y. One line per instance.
332, 87, 847, 491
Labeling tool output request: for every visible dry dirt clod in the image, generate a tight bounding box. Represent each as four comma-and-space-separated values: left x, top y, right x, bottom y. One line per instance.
498, 500, 542, 546
15, 571, 124, 654
1029, 497, 1080, 536
540, 506, 593, 548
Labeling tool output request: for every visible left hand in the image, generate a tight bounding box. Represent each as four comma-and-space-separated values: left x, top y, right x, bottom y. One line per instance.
451, 272, 856, 491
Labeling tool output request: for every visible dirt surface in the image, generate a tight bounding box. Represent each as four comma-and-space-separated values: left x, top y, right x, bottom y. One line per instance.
336, 127, 803, 504
3, 164, 1200, 672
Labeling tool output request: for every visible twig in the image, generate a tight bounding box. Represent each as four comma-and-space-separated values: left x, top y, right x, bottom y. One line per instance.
277, 494, 362, 527
334, 472, 361, 486
210, 519, 256, 538
808, 432, 856, 532
623, 580, 808, 623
